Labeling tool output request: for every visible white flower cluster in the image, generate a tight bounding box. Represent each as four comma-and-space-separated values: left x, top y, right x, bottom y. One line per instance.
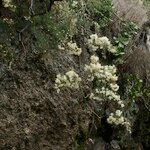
84, 55, 118, 82
107, 110, 131, 133
3, 18, 14, 24
58, 41, 82, 56
67, 41, 82, 55
84, 55, 117, 82
84, 55, 103, 81
85, 55, 124, 107
3, 0, 15, 8
90, 88, 124, 108
85, 54, 130, 131
107, 110, 124, 125
72, 1, 78, 7
54, 70, 81, 93
87, 34, 117, 53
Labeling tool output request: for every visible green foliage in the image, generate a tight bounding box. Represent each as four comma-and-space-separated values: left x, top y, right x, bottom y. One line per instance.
87, 0, 113, 28
113, 74, 143, 148
122, 74, 142, 116
123, 74, 150, 148
144, 0, 150, 8
31, 10, 75, 51
113, 21, 139, 55
1, 0, 150, 149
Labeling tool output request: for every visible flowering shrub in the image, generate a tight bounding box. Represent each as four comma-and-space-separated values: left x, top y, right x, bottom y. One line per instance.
2, 0, 16, 10
2, 0, 147, 148
84, 54, 131, 132
67, 41, 82, 55
87, 34, 117, 53
58, 41, 82, 56
56, 35, 131, 132
71, 1, 78, 8
54, 70, 81, 93
107, 110, 131, 133
107, 110, 124, 125
3, 0, 13, 8
84, 55, 104, 81
85, 55, 121, 105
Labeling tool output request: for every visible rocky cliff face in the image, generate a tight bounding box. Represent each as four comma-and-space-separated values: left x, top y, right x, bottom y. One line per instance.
0, 1, 92, 149
113, 0, 148, 26
0, 41, 92, 149
0, 0, 150, 149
